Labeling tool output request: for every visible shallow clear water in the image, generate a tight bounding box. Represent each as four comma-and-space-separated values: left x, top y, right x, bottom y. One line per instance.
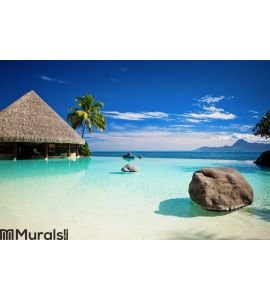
0, 157, 270, 239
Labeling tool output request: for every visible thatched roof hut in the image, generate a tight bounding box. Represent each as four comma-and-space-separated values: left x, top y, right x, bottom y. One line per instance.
0, 90, 84, 145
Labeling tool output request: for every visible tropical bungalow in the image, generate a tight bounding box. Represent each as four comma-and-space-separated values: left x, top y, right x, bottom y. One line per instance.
0, 90, 85, 160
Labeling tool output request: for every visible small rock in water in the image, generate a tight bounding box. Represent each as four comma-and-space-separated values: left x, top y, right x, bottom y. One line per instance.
188, 167, 253, 211
121, 163, 139, 172
122, 152, 135, 159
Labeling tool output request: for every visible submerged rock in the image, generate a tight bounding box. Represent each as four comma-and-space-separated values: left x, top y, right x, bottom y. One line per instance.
121, 163, 139, 172
188, 167, 253, 211
254, 151, 270, 168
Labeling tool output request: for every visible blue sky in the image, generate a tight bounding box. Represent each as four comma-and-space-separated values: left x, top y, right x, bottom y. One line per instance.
0, 61, 269, 150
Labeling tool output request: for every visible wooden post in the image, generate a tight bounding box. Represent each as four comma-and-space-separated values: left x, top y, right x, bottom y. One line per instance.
44, 143, 48, 160
76, 145, 79, 158
13, 142, 17, 160
67, 144, 71, 158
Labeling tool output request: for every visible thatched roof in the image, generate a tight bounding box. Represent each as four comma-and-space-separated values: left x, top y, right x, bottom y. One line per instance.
0, 91, 85, 144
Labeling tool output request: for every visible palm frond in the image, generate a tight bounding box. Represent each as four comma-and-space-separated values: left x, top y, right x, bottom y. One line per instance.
68, 94, 106, 136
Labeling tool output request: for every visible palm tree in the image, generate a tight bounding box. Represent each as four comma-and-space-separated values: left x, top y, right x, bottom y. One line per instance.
67, 95, 106, 138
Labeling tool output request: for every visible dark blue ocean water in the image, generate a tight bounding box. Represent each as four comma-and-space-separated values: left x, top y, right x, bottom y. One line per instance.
92, 151, 261, 161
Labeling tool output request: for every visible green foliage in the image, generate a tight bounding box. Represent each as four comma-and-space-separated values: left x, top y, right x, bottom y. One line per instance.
253, 111, 270, 139
79, 142, 91, 156
67, 95, 106, 138
254, 151, 270, 168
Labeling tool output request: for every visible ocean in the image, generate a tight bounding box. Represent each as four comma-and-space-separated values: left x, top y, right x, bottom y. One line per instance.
92, 151, 261, 161
0, 154, 269, 239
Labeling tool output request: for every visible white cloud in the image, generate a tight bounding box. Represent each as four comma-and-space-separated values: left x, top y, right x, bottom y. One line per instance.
35, 74, 66, 84
183, 110, 236, 120
183, 96, 237, 122
248, 110, 260, 119
185, 118, 203, 123
238, 125, 253, 132
248, 110, 258, 114
203, 105, 223, 112
231, 133, 269, 143
198, 95, 225, 104
209, 124, 253, 132
104, 111, 169, 121
169, 124, 195, 128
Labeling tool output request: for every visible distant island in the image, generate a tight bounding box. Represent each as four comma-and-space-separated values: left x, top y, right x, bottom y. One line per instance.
194, 139, 270, 152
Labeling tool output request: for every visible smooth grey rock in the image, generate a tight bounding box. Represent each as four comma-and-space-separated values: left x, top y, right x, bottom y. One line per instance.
121, 163, 139, 172
188, 167, 253, 211
121, 166, 129, 172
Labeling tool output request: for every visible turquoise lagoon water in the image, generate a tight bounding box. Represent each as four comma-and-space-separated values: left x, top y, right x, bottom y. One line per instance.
0, 155, 270, 239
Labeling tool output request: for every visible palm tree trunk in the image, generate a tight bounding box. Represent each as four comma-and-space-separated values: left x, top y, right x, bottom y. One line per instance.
82, 120, 86, 138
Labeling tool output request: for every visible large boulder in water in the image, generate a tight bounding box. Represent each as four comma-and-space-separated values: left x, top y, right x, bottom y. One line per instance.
121, 164, 139, 172
188, 168, 253, 211
254, 151, 270, 168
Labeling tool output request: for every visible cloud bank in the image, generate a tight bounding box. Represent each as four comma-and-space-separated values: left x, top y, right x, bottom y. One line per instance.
86, 128, 269, 151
